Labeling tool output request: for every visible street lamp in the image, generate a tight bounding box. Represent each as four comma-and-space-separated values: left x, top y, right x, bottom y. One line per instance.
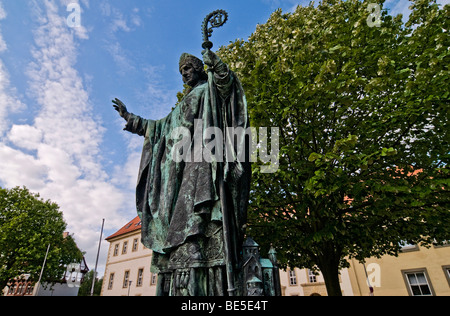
35, 244, 51, 297
127, 281, 132, 296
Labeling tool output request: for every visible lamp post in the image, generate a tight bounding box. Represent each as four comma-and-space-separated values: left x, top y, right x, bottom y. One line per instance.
90, 218, 105, 296
35, 244, 51, 296
127, 280, 132, 296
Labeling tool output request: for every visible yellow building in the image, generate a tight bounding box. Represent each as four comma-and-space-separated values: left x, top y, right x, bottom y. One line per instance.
100, 217, 157, 296
348, 243, 450, 296
279, 268, 354, 296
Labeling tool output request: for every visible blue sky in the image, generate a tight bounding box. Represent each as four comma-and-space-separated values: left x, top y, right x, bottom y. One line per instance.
0, 0, 447, 276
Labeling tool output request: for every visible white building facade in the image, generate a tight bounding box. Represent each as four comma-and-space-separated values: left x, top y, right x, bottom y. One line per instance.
101, 217, 157, 296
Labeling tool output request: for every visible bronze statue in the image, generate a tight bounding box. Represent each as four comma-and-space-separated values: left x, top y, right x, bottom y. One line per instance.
112, 11, 251, 296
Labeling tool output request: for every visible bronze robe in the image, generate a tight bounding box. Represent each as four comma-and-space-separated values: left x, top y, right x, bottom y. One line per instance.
124, 65, 250, 295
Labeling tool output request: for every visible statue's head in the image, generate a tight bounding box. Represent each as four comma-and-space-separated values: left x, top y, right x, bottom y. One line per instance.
179, 53, 208, 87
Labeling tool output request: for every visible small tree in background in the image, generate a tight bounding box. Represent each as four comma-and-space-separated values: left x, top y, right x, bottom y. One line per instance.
78, 270, 103, 296
0, 186, 83, 291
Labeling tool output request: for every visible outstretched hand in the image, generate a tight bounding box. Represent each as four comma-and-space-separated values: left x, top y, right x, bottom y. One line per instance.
112, 98, 129, 120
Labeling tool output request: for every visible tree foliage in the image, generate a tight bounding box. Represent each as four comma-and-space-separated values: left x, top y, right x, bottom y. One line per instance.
218, 0, 449, 295
77, 270, 103, 296
0, 186, 83, 290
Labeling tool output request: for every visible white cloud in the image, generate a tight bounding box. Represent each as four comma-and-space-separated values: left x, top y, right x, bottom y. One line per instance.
8, 124, 43, 150
0, 0, 131, 275
106, 41, 135, 73
131, 8, 142, 27
101, 4, 145, 74
59, 0, 89, 39
0, 61, 26, 136
386, 0, 450, 22
0, 36, 5, 52
0, 144, 47, 190
136, 65, 179, 120
0, 1, 26, 137
108, 7, 134, 33
101, 4, 143, 34
261, 0, 308, 12
0, 2, 5, 20
23, 0, 129, 266
385, 0, 413, 20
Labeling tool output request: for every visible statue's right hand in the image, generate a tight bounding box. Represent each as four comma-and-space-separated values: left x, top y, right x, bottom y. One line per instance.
112, 98, 129, 119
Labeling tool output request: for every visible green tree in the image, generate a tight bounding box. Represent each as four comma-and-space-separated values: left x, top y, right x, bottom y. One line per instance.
0, 186, 83, 291
77, 270, 103, 296
218, 0, 449, 296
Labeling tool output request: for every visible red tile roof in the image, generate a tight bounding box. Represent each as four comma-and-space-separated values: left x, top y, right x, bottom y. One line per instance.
105, 216, 142, 241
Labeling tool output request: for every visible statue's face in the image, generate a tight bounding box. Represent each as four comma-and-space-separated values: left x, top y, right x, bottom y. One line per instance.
180, 63, 200, 87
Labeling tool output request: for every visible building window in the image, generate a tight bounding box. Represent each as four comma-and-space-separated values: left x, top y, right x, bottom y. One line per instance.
122, 241, 128, 254
132, 238, 139, 252
443, 266, 450, 287
433, 239, 450, 248
399, 241, 419, 253
151, 273, 157, 286
308, 269, 317, 283
403, 270, 433, 296
108, 273, 115, 290
288, 270, 297, 286
113, 244, 119, 256
137, 269, 144, 287
123, 270, 130, 288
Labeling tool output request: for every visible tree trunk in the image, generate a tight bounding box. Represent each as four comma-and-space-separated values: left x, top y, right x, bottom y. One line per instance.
320, 263, 342, 296
317, 250, 343, 296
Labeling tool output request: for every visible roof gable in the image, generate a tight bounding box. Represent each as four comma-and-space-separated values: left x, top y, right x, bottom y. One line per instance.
105, 216, 142, 241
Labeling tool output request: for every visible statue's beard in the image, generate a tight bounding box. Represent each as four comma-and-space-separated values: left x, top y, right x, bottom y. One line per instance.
184, 77, 199, 88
